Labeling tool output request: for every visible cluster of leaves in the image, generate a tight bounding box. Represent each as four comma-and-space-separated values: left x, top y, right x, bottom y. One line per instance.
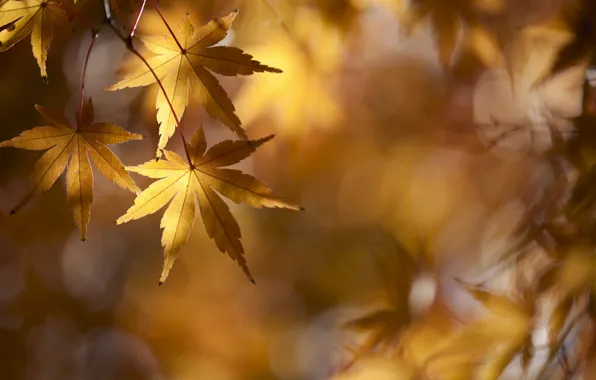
337, 0, 596, 379
5, 0, 596, 377
0, 0, 300, 284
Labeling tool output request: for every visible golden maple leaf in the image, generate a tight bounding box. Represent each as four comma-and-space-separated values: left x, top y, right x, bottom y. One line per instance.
0, 0, 67, 77
0, 98, 142, 240
117, 126, 301, 285
107, 11, 281, 158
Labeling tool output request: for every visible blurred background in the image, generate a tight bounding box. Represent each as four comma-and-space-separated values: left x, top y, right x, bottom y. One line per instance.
0, 0, 593, 379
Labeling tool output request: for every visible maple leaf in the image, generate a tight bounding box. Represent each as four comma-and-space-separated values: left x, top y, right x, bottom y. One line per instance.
0, 0, 67, 77
117, 126, 301, 285
107, 11, 281, 158
0, 98, 142, 240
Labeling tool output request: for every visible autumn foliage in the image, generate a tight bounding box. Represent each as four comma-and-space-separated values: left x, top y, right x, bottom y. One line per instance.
1, 0, 596, 379
0, 0, 300, 285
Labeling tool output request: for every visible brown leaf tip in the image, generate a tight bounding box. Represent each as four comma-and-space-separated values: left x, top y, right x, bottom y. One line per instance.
158, 280, 164, 286
251, 134, 275, 148
250, 278, 256, 285
9, 209, 16, 215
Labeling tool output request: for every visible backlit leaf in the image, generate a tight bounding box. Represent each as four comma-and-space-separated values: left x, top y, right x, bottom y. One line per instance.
0, 98, 142, 239
107, 11, 281, 157
117, 126, 301, 284
0, 0, 67, 77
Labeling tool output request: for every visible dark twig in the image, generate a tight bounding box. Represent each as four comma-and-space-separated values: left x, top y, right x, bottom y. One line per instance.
102, 0, 193, 164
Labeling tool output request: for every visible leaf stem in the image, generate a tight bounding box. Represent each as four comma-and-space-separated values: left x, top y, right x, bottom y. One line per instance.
45, 2, 99, 127
128, 0, 147, 39
147, 0, 184, 52
77, 30, 99, 128
102, 1, 193, 164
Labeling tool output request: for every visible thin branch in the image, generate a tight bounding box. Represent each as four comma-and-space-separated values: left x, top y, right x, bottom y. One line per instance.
77, 30, 99, 128
128, 0, 147, 39
44, 2, 99, 126
102, 0, 192, 164
147, 0, 183, 51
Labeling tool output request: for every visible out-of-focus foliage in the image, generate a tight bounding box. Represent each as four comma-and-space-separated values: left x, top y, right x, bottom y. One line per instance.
400, 0, 505, 68
234, 5, 343, 135
2, 0, 596, 379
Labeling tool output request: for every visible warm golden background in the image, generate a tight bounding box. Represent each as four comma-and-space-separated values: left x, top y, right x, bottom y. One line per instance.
0, 0, 595, 379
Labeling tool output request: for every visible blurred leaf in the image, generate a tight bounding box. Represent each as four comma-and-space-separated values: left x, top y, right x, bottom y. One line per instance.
398, 302, 474, 379
552, 244, 596, 298
548, 297, 573, 356
401, 0, 504, 68
333, 356, 412, 380
343, 238, 414, 358
427, 284, 533, 379
235, 7, 343, 135
546, 0, 596, 81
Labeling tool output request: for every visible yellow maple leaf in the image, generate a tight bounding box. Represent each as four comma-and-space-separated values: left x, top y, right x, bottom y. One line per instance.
0, 98, 142, 240
0, 0, 67, 77
234, 7, 343, 135
117, 126, 301, 285
107, 11, 281, 158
